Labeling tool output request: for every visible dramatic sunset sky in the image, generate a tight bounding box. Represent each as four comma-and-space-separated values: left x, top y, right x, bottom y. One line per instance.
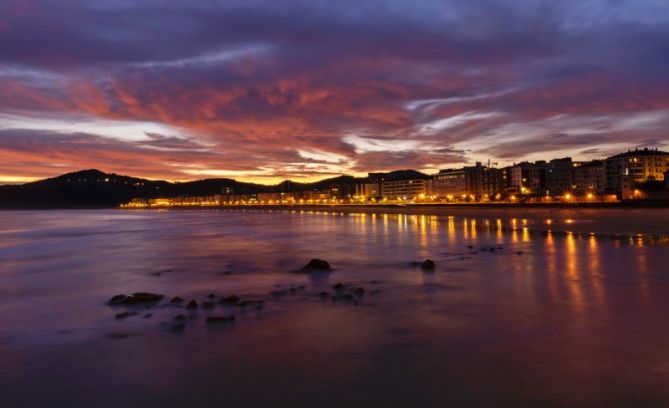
1, 0, 668, 184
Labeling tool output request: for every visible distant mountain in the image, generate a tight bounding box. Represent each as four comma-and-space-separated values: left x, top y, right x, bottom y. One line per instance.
0, 169, 271, 209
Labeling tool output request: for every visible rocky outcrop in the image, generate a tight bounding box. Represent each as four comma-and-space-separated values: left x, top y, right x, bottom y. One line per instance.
206, 315, 236, 323
302, 259, 331, 271
108, 292, 164, 306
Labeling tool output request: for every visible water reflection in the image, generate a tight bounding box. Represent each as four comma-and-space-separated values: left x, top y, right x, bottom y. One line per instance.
1, 209, 668, 407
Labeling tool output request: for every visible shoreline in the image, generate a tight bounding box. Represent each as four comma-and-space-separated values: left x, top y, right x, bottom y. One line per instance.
2, 203, 669, 238
124, 203, 669, 239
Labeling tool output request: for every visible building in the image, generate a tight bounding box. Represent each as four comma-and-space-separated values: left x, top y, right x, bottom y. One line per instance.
605, 148, 669, 193
545, 157, 574, 195
432, 168, 466, 199
507, 161, 547, 195
463, 162, 505, 200
381, 179, 432, 200
355, 183, 381, 200
257, 192, 294, 203
573, 160, 605, 194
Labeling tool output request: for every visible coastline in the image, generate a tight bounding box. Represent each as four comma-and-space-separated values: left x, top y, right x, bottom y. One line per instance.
3, 202, 668, 238
120, 203, 669, 239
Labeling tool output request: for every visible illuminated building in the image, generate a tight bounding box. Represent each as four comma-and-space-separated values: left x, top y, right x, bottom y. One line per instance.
605, 148, 669, 193
573, 160, 605, 194
432, 168, 466, 198
507, 161, 547, 195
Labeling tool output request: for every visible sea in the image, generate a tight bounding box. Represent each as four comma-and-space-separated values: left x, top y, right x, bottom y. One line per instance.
1, 208, 668, 407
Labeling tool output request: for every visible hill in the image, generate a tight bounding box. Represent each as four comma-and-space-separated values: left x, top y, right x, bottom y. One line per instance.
0, 170, 270, 209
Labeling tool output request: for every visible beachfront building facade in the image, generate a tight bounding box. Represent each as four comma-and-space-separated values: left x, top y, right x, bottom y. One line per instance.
432, 168, 467, 199
605, 148, 669, 193
355, 182, 381, 200
573, 160, 605, 194
380, 178, 432, 200
464, 163, 505, 201
507, 161, 547, 195
545, 157, 574, 196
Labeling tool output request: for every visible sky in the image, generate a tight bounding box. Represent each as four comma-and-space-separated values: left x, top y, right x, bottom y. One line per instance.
1, 0, 668, 184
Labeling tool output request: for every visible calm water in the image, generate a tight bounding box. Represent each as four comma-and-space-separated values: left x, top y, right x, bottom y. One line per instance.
1, 209, 668, 407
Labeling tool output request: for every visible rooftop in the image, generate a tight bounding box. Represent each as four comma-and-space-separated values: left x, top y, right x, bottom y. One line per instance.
607, 148, 669, 159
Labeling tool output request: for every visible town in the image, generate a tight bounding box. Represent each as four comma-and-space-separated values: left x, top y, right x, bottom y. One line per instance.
122, 147, 669, 208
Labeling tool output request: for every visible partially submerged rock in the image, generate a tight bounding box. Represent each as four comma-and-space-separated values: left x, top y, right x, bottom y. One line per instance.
206, 315, 236, 324
170, 322, 186, 333
289, 285, 306, 293
238, 300, 264, 309
302, 258, 331, 272
420, 259, 436, 272
218, 295, 240, 305
115, 311, 138, 320
169, 296, 184, 304
353, 287, 365, 296
201, 301, 216, 309
185, 299, 198, 309
108, 292, 164, 306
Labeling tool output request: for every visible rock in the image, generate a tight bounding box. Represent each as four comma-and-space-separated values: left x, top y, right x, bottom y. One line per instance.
353, 287, 365, 296
516, 251, 524, 255
108, 332, 129, 339
174, 314, 187, 321
206, 315, 236, 323
271, 290, 288, 297
201, 301, 216, 309
185, 300, 198, 309
208, 293, 216, 299
170, 322, 185, 333
108, 292, 164, 306
108, 295, 128, 305
169, 296, 184, 304
319, 291, 330, 298
420, 259, 436, 272
302, 258, 331, 271
238, 300, 264, 309
115, 311, 138, 320
334, 283, 346, 291
143, 313, 152, 319
218, 295, 240, 305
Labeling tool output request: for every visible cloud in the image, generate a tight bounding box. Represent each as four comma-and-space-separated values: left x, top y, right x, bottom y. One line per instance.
0, 0, 668, 182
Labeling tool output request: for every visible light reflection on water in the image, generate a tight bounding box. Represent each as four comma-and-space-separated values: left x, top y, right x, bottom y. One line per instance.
0, 209, 668, 407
